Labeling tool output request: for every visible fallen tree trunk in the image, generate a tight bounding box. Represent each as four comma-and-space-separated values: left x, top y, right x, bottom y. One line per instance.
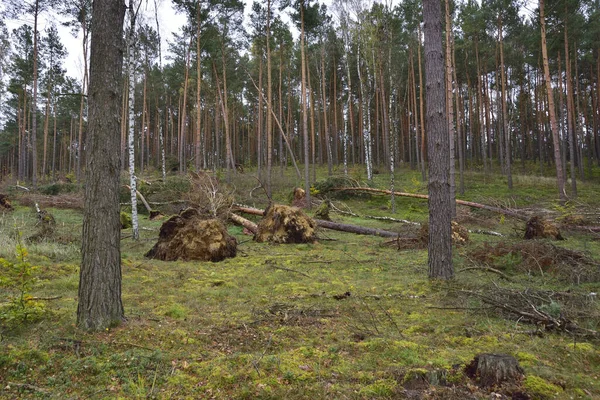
124, 185, 153, 214
233, 205, 400, 238
315, 219, 399, 238
229, 213, 258, 234
333, 187, 528, 221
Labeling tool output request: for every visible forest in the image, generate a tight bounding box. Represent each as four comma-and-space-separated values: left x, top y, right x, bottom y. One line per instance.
1, 0, 600, 399
0, 0, 599, 194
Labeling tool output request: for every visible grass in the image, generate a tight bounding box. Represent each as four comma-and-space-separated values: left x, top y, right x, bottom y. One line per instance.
0, 165, 599, 399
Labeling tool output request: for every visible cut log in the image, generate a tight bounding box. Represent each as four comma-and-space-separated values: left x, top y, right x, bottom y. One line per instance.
333, 187, 528, 220
465, 353, 524, 388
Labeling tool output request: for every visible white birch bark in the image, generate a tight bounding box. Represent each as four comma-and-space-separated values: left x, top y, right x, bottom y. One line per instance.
357, 42, 372, 181
127, 0, 139, 240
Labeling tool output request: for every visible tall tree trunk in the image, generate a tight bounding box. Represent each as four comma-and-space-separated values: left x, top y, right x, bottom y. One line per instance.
423, 0, 453, 279
31, 0, 40, 188
78, 0, 126, 331
126, 0, 139, 240
540, 0, 567, 203
499, 16, 512, 189
76, 29, 89, 183
266, 0, 273, 196
453, 45, 465, 196
179, 38, 192, 174
195, 6, 203, 173
475, 39, 488, 175
257, 54, 263, 178
417, 26, 426, 181
444, 0, 456, 216
300, 3, 311, 209
357, 42, 372, 181
42, 86, 51, 180
321, 45, 332, 176
564, 20, 577, 196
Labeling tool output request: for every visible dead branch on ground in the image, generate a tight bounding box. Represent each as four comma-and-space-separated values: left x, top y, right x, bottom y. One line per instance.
333, 187, 529, 220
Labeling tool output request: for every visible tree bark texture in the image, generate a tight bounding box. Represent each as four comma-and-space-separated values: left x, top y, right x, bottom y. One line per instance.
77, 0, 126, 331
423, 0, 453, 279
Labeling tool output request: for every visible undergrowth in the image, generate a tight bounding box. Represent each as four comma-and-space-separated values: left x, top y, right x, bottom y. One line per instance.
0, 166, 599, 399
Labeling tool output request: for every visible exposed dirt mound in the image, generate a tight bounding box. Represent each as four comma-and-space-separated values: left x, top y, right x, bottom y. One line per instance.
468, 241, 599, 283
145, 208, 237, 262
418, 221, 470, 246
255, 204, 316, 244
524, 215, 563, 240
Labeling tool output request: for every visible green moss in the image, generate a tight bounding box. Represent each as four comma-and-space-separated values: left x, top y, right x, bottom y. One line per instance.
516, 351, 539, 367
163, 303, 188, 319
358, 379, 397, 397
524, 375, 563, 399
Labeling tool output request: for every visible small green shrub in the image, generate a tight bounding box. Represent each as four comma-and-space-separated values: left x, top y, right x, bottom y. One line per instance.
39, 182, 78, 196
0, 237, 46, 327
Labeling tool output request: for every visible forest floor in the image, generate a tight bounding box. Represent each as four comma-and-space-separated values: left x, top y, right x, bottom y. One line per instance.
1, 165, 599, 399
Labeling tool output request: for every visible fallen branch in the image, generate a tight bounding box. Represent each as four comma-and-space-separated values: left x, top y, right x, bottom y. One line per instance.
333, 187, 528, 220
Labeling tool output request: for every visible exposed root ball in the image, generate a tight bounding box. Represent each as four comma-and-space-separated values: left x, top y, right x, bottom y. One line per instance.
255, 204, 316, 244
291, 187, 308, 208
145, 208, 237, 262
524, 215, 563, 240
0, 194, 13, 211
418, 221, 470, 245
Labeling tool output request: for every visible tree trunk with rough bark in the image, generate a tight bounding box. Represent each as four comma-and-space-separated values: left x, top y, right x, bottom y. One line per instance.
77, 0, 126, 331
423, 0, 453, 279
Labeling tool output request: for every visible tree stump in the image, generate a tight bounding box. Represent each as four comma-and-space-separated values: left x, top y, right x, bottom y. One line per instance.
465, 353, 524, 388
